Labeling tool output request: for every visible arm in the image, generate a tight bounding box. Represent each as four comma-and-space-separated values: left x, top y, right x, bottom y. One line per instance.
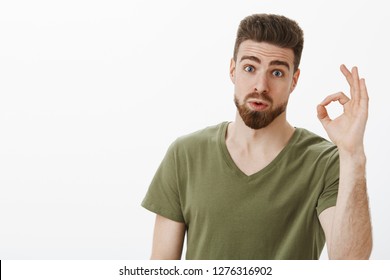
319, 153, 371, 259
317, 65, 373, 259
150, 214, 186, 260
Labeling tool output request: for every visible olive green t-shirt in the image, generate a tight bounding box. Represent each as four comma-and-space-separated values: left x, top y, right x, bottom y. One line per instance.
142, 122, 339, 259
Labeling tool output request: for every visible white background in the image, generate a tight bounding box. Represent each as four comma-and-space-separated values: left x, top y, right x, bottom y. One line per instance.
0, 0, 389, 259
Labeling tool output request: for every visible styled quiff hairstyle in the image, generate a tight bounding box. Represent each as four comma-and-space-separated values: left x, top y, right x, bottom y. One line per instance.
233, 14, 304, 72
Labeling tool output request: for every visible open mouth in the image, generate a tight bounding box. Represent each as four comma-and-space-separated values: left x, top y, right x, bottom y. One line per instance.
248, 101, 269, 111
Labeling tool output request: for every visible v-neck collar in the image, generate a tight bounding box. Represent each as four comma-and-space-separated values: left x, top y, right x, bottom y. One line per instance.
218, 121, 301, 181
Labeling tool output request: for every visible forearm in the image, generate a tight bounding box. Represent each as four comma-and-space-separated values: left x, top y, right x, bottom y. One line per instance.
328, 149, 372, 259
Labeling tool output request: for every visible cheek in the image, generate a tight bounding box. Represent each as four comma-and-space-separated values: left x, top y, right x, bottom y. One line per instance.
236, 74, 254, 88
234, 76, 246, 89
271, 79, 292, 90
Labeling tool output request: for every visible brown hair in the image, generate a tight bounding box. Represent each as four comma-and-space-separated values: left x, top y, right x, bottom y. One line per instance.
233, 14, 304, 72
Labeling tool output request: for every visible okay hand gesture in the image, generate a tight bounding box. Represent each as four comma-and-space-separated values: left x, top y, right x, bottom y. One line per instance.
317, 65, 369, 154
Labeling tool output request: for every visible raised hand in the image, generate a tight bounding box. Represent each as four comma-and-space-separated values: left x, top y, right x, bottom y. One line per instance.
317, 65, 369, 154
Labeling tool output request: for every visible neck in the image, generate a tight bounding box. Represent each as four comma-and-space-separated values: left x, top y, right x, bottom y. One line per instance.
227, 111, 295, 152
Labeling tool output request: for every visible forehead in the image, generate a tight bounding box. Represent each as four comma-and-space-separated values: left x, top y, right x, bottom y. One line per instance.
237, 40, 294, 66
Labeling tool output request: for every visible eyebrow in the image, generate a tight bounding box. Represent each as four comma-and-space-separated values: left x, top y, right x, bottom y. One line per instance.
240, 55, 290, 71
240, 55, 261, 64
269, 60, 290, 70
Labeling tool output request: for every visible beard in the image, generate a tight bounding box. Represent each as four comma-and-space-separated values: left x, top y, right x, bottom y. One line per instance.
234, 92, 287, 130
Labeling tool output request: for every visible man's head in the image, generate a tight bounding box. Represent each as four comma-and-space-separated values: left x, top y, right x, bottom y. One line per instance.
230, 14, 304, 130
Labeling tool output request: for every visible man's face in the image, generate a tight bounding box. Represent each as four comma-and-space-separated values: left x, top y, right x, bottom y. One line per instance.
230, 40, 300, 129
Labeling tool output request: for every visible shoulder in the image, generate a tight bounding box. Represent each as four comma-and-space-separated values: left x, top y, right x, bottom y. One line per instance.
295, 128, 337, 151
290, 128, 339, 182
293, 128, 338, 160
170, 122, 227, 152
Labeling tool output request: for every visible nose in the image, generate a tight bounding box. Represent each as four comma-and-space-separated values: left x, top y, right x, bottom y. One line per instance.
254, 72, 269, 94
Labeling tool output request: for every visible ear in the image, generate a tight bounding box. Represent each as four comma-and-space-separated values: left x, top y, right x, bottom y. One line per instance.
229, 58, 236, 84
289, 68, 300, 93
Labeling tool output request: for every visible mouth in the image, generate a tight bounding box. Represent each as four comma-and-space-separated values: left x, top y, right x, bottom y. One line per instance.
247, 100, 269, 111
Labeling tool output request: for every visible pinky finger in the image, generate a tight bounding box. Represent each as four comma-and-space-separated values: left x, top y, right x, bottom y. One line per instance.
360, 78, 369, 101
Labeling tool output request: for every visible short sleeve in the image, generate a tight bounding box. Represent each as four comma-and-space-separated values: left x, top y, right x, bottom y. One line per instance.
141, 141, 185, 223
316, 148, 339, 216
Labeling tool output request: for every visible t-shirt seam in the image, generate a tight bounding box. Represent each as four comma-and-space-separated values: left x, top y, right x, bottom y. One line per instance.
172, 140, 186, 223
219, 125, 303, 181
316, 147, 339, 215
142, 199, 185, 223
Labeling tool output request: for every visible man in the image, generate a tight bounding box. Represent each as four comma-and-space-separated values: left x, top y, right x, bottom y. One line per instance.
141, 14, 372, 259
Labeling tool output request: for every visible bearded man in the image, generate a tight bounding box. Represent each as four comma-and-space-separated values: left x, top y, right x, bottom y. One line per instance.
141, 13, 372, 260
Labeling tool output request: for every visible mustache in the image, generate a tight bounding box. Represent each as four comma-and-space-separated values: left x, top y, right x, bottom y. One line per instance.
244, 92, 273, 103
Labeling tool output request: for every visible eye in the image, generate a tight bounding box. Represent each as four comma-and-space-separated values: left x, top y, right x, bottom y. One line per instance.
244, 65, 255, 73
272, 70, 283, 77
